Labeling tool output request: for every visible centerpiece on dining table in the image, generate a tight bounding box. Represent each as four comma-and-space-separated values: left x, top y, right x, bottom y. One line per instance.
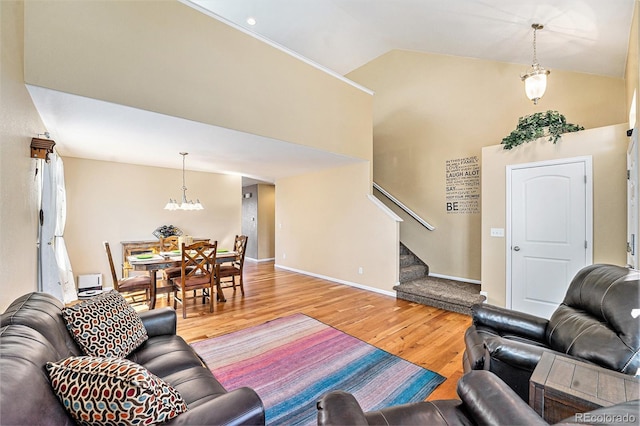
152, 224, 183, 239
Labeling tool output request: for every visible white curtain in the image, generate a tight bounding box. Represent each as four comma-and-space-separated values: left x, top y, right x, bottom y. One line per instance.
38, 152, 77, 303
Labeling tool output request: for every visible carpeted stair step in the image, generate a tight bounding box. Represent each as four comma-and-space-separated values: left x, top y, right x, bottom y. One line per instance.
393, 276, 485, 315
400, 254, 416, 267
400, 264, 428, 283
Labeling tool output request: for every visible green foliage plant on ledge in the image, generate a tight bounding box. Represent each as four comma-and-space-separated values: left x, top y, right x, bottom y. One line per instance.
501, 110, 584, 150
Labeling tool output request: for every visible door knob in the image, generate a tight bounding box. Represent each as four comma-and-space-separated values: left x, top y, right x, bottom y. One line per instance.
513, 246, 521, 251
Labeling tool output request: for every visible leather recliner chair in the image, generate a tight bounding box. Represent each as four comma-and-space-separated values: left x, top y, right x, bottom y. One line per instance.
463, 264, 640, 400
317, 370, 639, 426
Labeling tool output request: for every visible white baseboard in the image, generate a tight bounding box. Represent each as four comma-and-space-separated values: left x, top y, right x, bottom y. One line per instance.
274, 263, 396, 298
429, 272, 481, 285
246, 257, 275, 263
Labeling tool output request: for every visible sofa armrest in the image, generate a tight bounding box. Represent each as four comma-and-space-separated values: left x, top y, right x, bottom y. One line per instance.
138, 307, 176, 337
464, 325, 491, 371
317, 391, 369, 426
166, 387, 265, 426
472, 303, 549, 342
457, 370, 547, 426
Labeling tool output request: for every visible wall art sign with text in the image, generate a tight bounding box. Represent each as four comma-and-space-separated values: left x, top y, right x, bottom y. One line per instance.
445, 156, 480, 214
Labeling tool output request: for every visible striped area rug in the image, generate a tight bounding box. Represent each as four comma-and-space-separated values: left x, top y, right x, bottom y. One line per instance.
191, 313, 445, 425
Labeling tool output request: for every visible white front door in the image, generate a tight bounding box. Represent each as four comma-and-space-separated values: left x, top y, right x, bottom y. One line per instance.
508, 157, 592, 319
628, 130, 638, 268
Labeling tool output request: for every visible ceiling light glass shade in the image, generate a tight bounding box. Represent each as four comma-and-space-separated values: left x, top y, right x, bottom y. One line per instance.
521, 23, 550, 105
521, 64, 550, 105
177, 201, 200, 211
164, 199, 179, 211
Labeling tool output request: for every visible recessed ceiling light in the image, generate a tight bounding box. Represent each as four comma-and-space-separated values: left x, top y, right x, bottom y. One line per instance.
246, 17, 256, 26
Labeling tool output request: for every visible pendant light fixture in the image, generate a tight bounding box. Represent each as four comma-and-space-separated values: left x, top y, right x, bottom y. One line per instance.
164, 152, 204, 211
521, 23, 550, 105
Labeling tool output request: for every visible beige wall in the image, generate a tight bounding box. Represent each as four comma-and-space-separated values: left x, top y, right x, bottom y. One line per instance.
22, 0, 398, 292
23, 0, 372, 161
276, 162, 400, 293
0, 1, 45, 310
481, 124, 628, 306
257, 185, 276, 260
348, 49, 627, 281
63, 158, 241, 283
627, 3, 639, 126
10, 0, 631, 308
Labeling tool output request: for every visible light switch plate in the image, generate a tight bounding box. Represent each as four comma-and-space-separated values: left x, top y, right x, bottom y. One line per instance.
490, 228, 505, 237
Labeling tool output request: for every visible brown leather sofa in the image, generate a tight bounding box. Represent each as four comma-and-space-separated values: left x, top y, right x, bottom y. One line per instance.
463, 264, 640, 401
0, 292, 265, 425
317, 370, 639, 425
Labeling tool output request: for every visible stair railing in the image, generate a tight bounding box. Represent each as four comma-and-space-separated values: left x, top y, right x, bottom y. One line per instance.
373, 182, 435, 231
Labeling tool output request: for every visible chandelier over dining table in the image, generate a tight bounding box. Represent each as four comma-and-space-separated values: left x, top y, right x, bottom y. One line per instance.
164, 152, 204, 211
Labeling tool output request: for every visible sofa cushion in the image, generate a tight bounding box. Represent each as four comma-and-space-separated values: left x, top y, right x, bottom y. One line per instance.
46, 356, 188, 426
129, 334, 210, 377
62, 291, 148, 358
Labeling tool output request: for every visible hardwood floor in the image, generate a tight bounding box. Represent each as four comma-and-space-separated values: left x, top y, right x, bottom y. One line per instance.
150, 260, 471, 401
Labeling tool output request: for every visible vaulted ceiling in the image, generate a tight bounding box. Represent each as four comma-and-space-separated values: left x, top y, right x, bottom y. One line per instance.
192, 0, 634, 77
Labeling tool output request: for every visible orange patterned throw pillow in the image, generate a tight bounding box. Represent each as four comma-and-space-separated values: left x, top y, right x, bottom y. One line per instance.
46, 356, 188, 425
62, 291, 147, 358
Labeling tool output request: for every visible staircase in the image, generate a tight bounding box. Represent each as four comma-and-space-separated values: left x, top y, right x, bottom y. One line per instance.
394, 243, 485, 315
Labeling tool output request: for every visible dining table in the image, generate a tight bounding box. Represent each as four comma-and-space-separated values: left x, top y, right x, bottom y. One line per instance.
127, 250, 237, 309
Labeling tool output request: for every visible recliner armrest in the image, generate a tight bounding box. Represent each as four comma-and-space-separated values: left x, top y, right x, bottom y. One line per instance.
317, 391, 369, 426
457, 370, 547, 425
166, 387, 265, 425
484, 337, 549, 372
138, 307, 176, 337
472, 303, 549, 342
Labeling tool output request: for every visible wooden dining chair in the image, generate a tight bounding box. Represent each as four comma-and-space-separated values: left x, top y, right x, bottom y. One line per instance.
217, 235, 248, 295
159, 236, 181, 282
103, 241, 152, 306
159, 236, 180, 251
172, 241, 217, 318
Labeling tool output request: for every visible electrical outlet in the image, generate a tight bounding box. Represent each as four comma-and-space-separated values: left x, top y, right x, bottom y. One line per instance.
282, 253, 286, 260
358, 267, 363, 274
